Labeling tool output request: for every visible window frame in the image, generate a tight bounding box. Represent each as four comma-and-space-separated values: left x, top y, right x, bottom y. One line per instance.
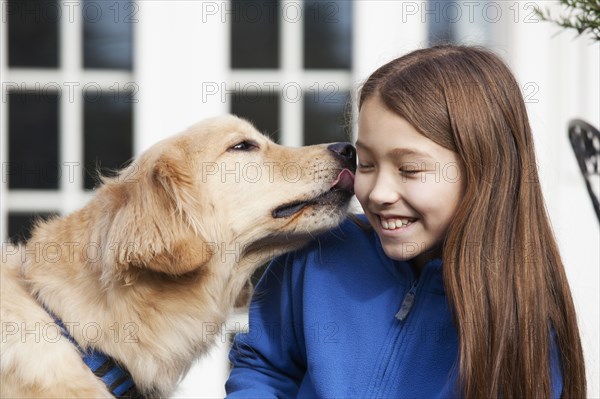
1, 0, 135, 240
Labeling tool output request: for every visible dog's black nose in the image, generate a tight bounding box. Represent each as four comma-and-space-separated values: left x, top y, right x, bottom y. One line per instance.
327, 142, 356, 171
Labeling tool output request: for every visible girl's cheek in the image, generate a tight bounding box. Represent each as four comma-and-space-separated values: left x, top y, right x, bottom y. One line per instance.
353, 174, 370, 206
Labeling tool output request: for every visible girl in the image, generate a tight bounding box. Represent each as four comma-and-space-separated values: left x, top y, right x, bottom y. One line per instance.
225, 45, 586, 398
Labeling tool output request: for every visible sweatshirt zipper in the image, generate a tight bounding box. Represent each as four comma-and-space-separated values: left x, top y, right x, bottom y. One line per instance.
368, 279, 421, 397
395, 280, 418, 321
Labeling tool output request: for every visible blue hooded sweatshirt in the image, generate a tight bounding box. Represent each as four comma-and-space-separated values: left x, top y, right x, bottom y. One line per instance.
226, 217, 563, 398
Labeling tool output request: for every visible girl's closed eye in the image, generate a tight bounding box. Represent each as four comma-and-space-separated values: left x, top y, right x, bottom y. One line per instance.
399, 169, 420, 176
398, 162, 426, 176
399, 166, 421, 175
357, 157, 375, 171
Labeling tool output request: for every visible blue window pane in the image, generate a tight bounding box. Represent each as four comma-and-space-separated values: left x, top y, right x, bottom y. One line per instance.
303, 90, 351, 145
83, 0, 134, 69
427, 0, 455, 45
304, 0, 352, 69
231, 0, 280, 69
8, 212, 57, 243
84, 91, 133, 190
231, 91, 280, 143
8, 0, 60, 67
8, 91, 60, 189
426, 0, 493, 46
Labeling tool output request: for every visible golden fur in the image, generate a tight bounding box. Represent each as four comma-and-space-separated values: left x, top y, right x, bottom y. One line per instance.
0, 115, 354, 398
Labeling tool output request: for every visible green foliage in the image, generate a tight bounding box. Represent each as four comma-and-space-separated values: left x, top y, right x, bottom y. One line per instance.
536, 0, 600, 41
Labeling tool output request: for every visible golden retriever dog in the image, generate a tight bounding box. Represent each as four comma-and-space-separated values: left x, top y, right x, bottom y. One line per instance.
0, 115, 356, 398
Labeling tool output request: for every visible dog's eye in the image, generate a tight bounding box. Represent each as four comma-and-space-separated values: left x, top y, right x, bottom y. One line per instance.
229, 140, 258, 151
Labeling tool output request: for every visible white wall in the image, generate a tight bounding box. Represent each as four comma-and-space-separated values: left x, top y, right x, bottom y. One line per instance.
134, 0, 229, 154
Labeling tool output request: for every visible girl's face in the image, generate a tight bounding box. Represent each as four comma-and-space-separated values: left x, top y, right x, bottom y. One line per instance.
355, 96, 465, 269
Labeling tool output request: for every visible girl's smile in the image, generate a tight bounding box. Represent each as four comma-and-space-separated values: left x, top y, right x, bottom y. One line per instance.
354, 95, 465, 270
377, 214, 417, 233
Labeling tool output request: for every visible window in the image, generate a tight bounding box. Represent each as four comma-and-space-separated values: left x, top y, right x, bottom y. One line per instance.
303, 90, 351, 145
8, 90, 60, 190
304, 0, 352, 69
229, 0, 353, 146
231, 0, 279, 69
83, 0, 134, 69
231, 91, 281, 142
83, 90, 134, 190
8, 211, 57, 243
427, 0, 493, 45
8, 0, 60, 68
2, 0, 136, 241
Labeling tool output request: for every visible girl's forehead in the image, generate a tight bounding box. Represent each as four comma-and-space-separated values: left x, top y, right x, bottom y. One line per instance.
356, 95, 458, 160
356, 118, 458, 165
358, 95, 388, 117
358, 96, 416, 132
357, 108, 427, 146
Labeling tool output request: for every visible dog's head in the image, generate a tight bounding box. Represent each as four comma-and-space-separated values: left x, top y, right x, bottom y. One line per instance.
98, 115, 355, 283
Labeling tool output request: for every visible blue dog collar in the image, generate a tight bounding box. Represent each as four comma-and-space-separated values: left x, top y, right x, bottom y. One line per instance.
44, 307, 140, 398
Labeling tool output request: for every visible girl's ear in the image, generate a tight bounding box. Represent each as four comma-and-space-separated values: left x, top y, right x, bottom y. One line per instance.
99, 148, 212, 283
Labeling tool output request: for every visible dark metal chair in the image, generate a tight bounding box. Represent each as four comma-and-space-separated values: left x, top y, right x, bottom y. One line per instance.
568, 119, 600, 223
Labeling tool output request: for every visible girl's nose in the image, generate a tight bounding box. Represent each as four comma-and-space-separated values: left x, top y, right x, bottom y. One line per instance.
368, 172, 400, 206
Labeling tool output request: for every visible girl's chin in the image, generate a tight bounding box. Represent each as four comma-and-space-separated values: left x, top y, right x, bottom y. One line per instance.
379, 240, 443, 269
379, 242, 425, 262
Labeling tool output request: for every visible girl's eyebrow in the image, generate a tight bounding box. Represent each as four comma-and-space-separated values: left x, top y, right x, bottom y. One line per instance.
389, 148, 433, 160
356, 141, 433, 160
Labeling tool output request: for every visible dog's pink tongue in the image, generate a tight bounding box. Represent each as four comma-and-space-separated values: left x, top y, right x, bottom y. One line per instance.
332, 169, 355, 192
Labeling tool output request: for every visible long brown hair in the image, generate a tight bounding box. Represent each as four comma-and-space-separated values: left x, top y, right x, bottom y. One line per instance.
359, 45, 586, 398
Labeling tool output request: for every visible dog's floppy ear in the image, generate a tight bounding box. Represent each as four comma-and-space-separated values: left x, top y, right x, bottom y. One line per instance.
100, 145, 212, 283
152, 148, 199, 223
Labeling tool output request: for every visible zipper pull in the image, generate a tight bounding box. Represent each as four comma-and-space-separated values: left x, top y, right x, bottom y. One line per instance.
395, 281, 418, 321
